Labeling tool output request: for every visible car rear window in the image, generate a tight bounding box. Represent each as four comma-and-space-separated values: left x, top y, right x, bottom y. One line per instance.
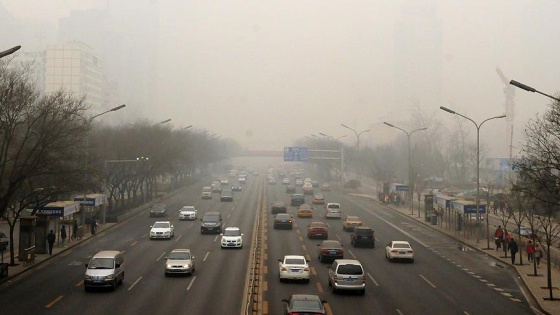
203, 215, 220, 221
394, 243, 411, 249
292, 300, 322, 311
285, 258, 306, 265
337, 264, 363, 275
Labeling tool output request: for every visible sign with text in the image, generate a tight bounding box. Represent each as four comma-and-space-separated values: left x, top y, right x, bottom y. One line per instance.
283, 147, 309, 161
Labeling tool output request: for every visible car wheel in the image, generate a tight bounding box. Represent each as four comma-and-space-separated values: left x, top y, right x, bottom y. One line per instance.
119, 272, 124, 285
305, 278, 310, 284
84, 286, 90, 292
328, 278, 332, 287
332, 285, 337, 294
164, 272, 168, 277
111, 280, 117, 291
410, 258, 414, 263
359, 289, 365, 296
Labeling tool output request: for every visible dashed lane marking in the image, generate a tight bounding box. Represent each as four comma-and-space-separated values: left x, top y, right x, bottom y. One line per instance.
45, 295, 63, 309
186, 276, 196, 290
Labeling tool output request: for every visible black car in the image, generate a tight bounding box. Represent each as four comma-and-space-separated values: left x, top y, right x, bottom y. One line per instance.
317, 240, 344, 263
351, 227, 375, 248
220, 189, 233, 202
149, 204, 167, 217
271, 201, 287, 214
291, 194, 305, 207
274, 213, 293, 230
286, 185, 296, 194
282, 294, 327, 315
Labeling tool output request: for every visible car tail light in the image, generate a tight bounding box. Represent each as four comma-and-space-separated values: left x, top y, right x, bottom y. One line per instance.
280, 266, 288, 272
391, 249, 399, 253
303, 267, 309, 272
407, 250, 414, 253
322, 249, 328, 254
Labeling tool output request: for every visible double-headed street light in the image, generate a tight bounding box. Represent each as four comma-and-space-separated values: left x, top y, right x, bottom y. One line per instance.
509, 80, 560, 102
383, 122, 427, 216
341, 124, 370, 179
440, 106, 505, 244
82, 104, 126, 227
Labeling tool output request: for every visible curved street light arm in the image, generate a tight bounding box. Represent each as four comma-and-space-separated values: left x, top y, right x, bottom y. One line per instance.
91, 104, 126, 121
0, 45, 21, 58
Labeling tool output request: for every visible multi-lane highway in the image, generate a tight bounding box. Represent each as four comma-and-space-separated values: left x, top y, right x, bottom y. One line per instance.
0, 157, 537, 314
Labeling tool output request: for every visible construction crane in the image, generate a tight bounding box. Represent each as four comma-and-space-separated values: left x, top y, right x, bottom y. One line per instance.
496, 67, 515, 160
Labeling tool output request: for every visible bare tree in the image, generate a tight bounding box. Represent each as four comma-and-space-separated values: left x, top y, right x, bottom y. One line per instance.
513, 99, 560, 300
0, 63, 89, 263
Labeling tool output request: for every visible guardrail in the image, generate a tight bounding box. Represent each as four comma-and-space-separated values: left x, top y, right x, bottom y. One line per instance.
244, 178, 266, 315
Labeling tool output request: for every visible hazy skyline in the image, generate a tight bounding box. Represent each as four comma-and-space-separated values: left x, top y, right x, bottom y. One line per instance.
2, 0, 560, 156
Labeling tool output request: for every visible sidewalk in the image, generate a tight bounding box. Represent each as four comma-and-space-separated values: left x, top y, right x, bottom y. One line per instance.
0, 221, 117, 284
348, 185, 560, 315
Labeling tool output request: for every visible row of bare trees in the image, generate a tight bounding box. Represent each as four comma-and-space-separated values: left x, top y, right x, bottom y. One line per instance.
0, 62, 237, 265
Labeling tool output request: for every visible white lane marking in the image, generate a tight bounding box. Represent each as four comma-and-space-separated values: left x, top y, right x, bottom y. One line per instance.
396, 309, 404, 315
175, 235, 182, 242
156, 251, 166, 261
203, 251, 210, 262
361, 207, 429, 248
335, 234, 341, 241
419, 274, 436, 288
367, 273, 379, 286
213, 235, 219, 242
348, 250, 356, 259
128, 276, 142, 291
187, 276, 196, 290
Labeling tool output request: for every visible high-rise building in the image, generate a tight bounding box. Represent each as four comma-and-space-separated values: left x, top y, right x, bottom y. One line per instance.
44, 41, 109, 109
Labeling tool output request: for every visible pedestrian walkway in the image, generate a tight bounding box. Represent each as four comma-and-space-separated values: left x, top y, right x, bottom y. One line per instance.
347, 181, 560, 315
0, 221, 117, 285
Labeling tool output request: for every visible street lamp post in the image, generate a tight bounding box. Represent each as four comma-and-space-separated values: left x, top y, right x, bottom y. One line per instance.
440, 106, 505, 244
81, 104, 126, 228
383, 122, 427, 216
509, 80, 560, 102
0, 45, 21, 58
340, 124, 370, 179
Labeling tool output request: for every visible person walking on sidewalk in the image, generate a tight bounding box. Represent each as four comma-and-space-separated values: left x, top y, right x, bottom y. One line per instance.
494, 226, 504, 250
535, 244, 542, 267
60, 226, 67, 247
508, 238, 519, 264
47, 230, 55, 255
526, 240, 535, 262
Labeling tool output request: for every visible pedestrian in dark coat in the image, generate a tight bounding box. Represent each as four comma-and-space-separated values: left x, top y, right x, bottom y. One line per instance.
60, 226, 67, 247
509, 238, 519, 264
47, 230, 56, 255
72, 220, 78, 240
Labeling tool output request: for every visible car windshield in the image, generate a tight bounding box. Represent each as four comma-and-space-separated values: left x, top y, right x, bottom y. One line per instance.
153, 222, 170, 228
337, 264, 363, 275
204, 215, 220, 221
393, 243, 411, 249
224, 229, 241, 236
168, 252, 190, 260
88, 258, 114, 269
292, 300, 322, 311
285, 258, 306, 265
323, 241, 341, 248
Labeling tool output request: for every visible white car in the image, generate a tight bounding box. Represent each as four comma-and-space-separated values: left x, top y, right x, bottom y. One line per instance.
150, 221, 175, 239
165, 249, 195, 276
179, 206, 197, 220
385, 241, 414, 262
220, 227, 243, 248
282, 178, 290, 185
278, 255, 310, 282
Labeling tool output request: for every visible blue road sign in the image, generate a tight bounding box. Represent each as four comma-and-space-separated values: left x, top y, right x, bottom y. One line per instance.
284, 147, 309, 161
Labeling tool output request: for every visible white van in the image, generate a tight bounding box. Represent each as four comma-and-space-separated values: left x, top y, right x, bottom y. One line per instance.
84, 250, 125, 291
201, 186, 212, 199
325, 203, 341, 219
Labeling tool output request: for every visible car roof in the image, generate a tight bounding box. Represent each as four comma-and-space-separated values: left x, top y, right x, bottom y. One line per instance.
284, 255, 306, 260
276, 213, 291, 218
224, 227, 240, 231
391, 241, 411, 245
273, 201, 286, 205
355, 226, 373, 231
92, 250, 121, 258
290, 294, 322, 302
310, 221, 327, 226
333, 259, 362, 265
346, 215, 360, 219
154, 221, 171, 224
170, 249, 191, 254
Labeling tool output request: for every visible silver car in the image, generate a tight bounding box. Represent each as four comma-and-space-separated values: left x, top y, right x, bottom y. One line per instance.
165, 249, 195, 276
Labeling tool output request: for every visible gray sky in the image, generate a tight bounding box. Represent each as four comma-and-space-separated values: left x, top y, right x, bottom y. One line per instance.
3, 0, 560, 156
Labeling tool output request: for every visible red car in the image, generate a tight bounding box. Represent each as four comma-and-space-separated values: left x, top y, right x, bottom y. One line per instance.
307, 222, 328, 239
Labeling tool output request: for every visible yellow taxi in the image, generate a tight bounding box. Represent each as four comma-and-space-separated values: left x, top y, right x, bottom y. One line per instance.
297, 204, 313, 218
342, 215, 362, 231
312, 193, 325, 205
